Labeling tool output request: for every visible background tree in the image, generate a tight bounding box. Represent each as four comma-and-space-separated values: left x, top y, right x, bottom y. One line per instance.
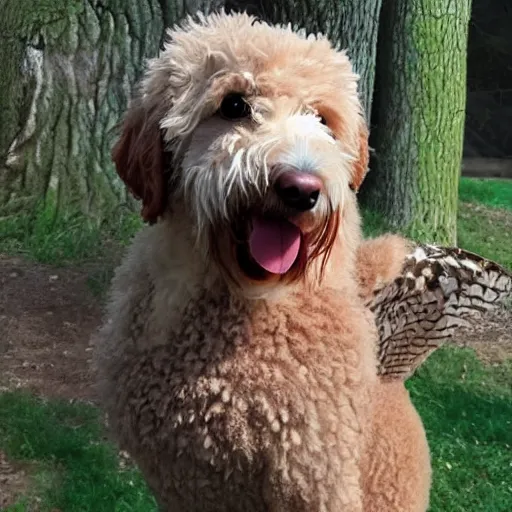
361, 0, 472, 244
0, 0, 221, 222
1, 0, 473, 246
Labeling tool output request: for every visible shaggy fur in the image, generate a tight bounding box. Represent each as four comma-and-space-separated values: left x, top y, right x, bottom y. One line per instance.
94, 12, 431, 511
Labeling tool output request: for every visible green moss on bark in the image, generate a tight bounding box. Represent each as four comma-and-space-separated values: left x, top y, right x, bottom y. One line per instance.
0, 0, 164, 221
363, 0, 471, 245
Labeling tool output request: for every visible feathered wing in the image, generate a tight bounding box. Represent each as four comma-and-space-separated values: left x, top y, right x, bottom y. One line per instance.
368, 245, 512, 380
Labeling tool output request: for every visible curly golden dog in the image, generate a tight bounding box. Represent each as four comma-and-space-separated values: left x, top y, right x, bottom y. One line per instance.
94, 11, 432, 511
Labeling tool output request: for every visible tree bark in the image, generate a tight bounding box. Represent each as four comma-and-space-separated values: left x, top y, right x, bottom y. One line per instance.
1, 0, 469, 244
362, 0, 471, 244
0, 0, 222, 222
227, 0, 382, 118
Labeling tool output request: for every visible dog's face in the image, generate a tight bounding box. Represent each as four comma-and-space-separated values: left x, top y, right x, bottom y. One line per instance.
113, 12, 368, 295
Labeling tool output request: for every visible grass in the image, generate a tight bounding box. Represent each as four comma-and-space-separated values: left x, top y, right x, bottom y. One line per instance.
457, 178, 512, 269
0, 177, 511, 510
0, 198, 142, 298
1, 348, 510, 511
458, 203, 512, 270
363, 177, 512, 270
0, 393, 157, 511
408, 348, 512, 512
458, 178, 512, 211
0, 199, 141, 265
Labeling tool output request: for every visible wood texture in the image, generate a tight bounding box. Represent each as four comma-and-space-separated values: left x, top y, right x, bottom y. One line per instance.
0, 0, 222, 221
362, 0, 472, 244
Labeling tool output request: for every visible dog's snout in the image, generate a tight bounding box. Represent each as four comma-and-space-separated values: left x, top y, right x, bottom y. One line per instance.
275, 171, 322, 211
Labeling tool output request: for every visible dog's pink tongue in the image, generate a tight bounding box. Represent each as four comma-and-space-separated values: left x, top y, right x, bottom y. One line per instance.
249, 217, 301, 274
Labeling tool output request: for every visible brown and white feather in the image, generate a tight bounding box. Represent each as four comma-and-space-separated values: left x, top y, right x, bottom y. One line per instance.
368, 245, 512, 380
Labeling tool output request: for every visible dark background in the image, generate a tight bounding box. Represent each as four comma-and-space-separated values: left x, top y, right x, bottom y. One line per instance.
465, 0, 512, 158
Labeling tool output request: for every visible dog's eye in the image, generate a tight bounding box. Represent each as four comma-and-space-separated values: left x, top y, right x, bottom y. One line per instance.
219, 93, 250, 120
317, 115, 336, 138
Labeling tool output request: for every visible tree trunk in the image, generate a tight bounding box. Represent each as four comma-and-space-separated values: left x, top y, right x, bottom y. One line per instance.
0, 0, 381, 223
226, 0, 382, 118
362, 0, 471, 244
0, 0, 221, 222
1, 0, 469, 244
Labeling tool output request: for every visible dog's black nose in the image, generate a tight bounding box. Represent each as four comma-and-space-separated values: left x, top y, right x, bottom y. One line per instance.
275, 171, 322, 211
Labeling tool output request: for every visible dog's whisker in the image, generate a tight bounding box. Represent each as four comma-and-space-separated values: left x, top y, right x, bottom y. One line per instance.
224, 149, 246, 206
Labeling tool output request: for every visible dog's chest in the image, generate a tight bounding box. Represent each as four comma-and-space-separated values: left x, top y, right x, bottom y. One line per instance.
167, 289, 374, 399
119, 289, 375, 511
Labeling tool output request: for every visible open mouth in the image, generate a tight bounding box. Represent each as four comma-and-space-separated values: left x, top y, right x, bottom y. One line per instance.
234, 215, 304, 281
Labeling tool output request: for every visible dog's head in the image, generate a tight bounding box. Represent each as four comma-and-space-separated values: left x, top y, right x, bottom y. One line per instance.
113, 12, 368, 295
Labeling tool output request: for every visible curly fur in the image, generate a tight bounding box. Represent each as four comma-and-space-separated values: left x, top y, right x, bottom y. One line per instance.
94, 11, 431, 511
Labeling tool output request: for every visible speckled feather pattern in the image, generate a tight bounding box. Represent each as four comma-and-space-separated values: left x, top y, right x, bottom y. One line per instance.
371, 245, 512, 379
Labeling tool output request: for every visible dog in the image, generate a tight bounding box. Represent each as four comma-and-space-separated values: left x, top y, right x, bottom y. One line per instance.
94, 11, 435, 511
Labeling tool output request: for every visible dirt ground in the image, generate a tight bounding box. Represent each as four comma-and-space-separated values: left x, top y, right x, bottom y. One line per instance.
0, 254, 511, 507
0, 255, 102, 402
0, 450, 33, 511
0, 255, 104, 509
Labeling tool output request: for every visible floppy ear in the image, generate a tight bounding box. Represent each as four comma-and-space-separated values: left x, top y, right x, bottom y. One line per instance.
112, 100, 167, 223
350, 123, 369, 192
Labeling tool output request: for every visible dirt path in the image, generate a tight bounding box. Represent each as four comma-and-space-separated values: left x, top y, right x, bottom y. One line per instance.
0, 254, 511, 507
0, 450, 32, 511
0, 255, 102, 402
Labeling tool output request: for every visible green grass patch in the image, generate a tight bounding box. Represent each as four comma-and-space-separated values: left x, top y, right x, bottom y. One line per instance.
361, 207, 395, 238
408, 347, 512, 511
0, 200, 141, 265
1, 348, 510, 510
456, 178, 512, 269
459, 178, 512, 211
458, 203, 512, 270
0, 392, 157, 511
